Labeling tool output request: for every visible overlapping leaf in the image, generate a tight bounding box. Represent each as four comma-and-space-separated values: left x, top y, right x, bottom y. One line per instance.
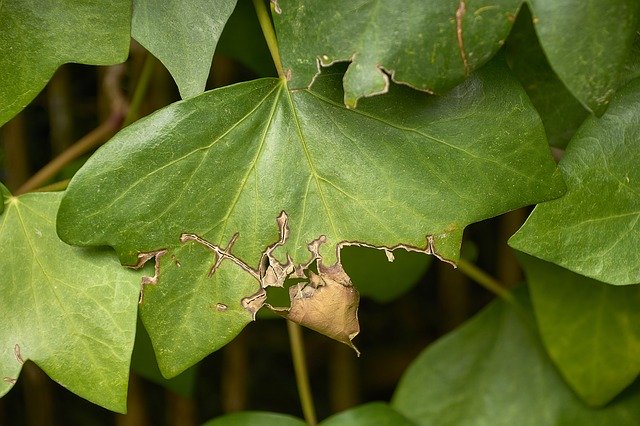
510, 78, 640, 285
274, 0, 521, 107
527, 0, 639, 113
0, 185, 140, 412
341, 247, 430, 303
0, 0, 131, 126
203, 403, 414, 426
505, 5, 587, 148
132, 0, 237, 99
57, 59, 563, 376
520, 254, 640, 406
321, 402, 415, 426
273, 0, 638, 111
392, 288, 640, 425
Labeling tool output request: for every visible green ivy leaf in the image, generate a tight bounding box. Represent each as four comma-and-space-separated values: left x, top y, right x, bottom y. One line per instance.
520, 254, 640, 407
0, 0, 131, 126
57, 59, 563, 376
0, 190, 140, 412
130, 317, 197, 397
202, 411, 306, 426
321, 402, 416, 426
132, 0, 237, 99
216, 0, 277, 78
392, 288, 640, 425
341, 247, 430, 303
505, 5, 587, 148
527, 0, 639, 114
274, 0, 521, 107
509, 78, 640, 285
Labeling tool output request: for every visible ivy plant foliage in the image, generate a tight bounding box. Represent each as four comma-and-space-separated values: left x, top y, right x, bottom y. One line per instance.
510, 77, 640, 285
0, 184, 141, 412
203, 403, 414, 426
273, 0, 639, 111
0, 0, 132, 126
57, 57, 564, 376
392, 288, 640, 425
519, 254, 640, 407
527, 0, 639, 114
131, 0, 238, 99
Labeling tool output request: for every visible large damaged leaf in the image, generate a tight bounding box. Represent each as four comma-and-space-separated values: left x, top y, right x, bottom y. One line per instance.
510, 78, 640, 285
132, 0, 237, 99
57, 59, 563, 376
274, 0, 521, 107
0, 186, 140, 412
0, 0, 131, 126
520, 254, 640, 407
392, 288, 640, 425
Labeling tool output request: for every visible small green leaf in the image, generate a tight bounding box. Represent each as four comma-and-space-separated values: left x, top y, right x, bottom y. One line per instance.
392, 288, 640, 425
341, 247, 430, 303
132, 0, 237, 99
58, 60, 563, 375
505, 5, 588, 148
216, 0, 277, 78
527, 0, 640, 113
0, 0, 131, 126
509, 78, 640, 285
202, 411, 306, 426
274, 0, 521, 107
0, 191, 140, 412
320, 402, 416, 426
520, 253, 640, 407
130, 317, 197, 397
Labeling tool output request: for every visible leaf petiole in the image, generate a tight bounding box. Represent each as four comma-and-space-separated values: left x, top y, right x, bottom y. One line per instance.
253, 0, 285, 79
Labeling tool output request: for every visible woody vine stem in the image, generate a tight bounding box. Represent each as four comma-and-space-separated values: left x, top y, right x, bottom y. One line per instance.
252, 1, 318, 424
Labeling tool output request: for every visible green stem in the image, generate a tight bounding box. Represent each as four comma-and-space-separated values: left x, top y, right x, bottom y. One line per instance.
287, 321, 317, 426
456, 258, 516, 306
124, 53, 156, 127
253, 0, 285, 78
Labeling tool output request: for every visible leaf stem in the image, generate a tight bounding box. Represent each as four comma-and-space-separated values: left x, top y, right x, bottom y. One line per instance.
456, 258, 517, 306
124, 53, 156, 127
287, 320, 317, 426
253, 0, 285, 78
19, 52, 156, 195
16, 119, 119, 195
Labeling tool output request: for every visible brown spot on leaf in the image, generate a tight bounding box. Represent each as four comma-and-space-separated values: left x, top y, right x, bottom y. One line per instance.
132, 249, 167, 304
455, 0, 470, 76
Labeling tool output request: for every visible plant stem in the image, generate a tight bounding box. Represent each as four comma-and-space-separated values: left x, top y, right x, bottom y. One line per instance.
19, 52, 156, 195
124, 53, 156, 127
287, 320, 317, 426
16, 119, 119, 195
253, 0, 285, 78
456, 258, 516, 305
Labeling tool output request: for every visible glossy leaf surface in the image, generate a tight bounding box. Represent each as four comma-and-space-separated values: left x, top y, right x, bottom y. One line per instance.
58, 60, 563, 376
0, 190, 140, 412
520, 254, 640, 406
510, 78, 640, 285
132, 0, 237, 99
392, 288, 640, 425
321, 402, 415, 426
505, 5, 587, 148
0, 0, 131, 126
274, 0, 520, 107
203, 412, 306, 426
528, 0, 639, 113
